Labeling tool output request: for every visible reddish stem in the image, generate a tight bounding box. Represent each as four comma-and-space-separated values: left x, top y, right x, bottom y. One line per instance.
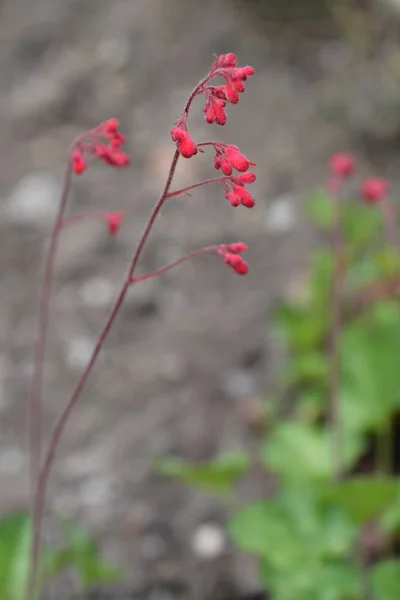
28, 160, 73, 501
167, 176, 224, 198
60, 211, 103, 227
328, 191, 345, 480
132, 246, 220, 283
27, 69, 222, 598
380, 197, 398, 249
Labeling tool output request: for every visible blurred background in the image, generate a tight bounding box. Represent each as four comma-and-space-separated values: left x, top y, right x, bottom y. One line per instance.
1, 0, 400, 598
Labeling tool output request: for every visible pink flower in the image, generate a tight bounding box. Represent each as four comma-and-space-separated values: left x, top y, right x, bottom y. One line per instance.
223, 252, 248, 275
70, 118, 130, 174
329, 153, 356, 178
103, 211, 124, 236
361, 178, 389, 203
226, 242, 248, 253
170, 126, 197, 158
71, 149, 86, 175
236, 172, 256, 184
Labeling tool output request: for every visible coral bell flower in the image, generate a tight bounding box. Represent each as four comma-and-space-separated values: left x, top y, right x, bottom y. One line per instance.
329, 153, 356, 178
361, 178, 389, 204
103, 211, 124, 236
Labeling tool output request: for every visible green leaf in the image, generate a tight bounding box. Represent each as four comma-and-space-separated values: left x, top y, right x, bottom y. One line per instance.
229, 500, 304, 566
262, 422, 331, 482
273, 302, 327, 351
0, 511, 32, 600
304, 190, 335, 229
341, 311, 400, 433
326, 477, 399, 525
295, 389, 326, 422
260, 558, 361, 600
77, 557, 121, 587
232, 491, 358, 600
282, 352, 327, 386
153, 451, 250, 494
261, 422, 362, 484
380, 486, 400, 533
58, 519, 122, 588
61, 519, 98, 556
229, 489, 356, 563
342, 200, 381, 249
374, 249, 400, 278
309, 250, 334, 306
371, 560, 400, 600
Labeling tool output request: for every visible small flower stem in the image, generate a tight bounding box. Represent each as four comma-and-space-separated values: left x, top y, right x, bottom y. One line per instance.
28, 160, 73, 502
132, 246, 220, 283
328, 190, 345, 481
167, 177, 224, 198
60, 211, 104, 228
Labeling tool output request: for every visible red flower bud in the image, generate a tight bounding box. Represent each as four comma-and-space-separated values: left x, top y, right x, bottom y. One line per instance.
213, 153, 222, 170
205, 106, 215, 124
226, 242, 248, 253
170, 126, 186, 142
232, 79, 245, 93
104, 118, 120, 134
226, 82, 239, 104
109, 151, 130, 167
233, 66, 255, 80
234, 185, 255, 208
224, 146, 253, 172
220, 159, 233, 176
213, 103, 227, 126
103, 211, 124, 236
361, 178, 389, 203
223, 252, 248, 275
329, 153, 355, 178
71, 149, 86, 175
236, 172, 256, 184
110, 132, 126, 148
177, 131, 197, 158
225, 191, 241, 207
221, 53, 237, 67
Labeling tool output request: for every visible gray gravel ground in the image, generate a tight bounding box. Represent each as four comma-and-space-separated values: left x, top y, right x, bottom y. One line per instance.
0, 0, 399, 598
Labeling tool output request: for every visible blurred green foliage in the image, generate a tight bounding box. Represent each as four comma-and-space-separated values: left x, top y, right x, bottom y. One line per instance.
0, 512, 121, 600
157, 182, 400, 599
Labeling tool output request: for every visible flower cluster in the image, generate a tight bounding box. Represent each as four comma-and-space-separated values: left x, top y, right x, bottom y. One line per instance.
202, 54, 255, 125
328, 152, 389, 204
170, 122, 198, 159
212, 143, 255, 176
329, 153, 356, 179
71, 119, 130, 175
218, 242, 248, 275
223, 172, 256, 208
170, 53, 254, 160
361, 178, 389, 204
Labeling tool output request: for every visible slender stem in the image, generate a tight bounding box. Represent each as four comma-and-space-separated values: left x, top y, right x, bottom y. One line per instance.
28, 160, 73, 501
60, 211, 103, 227
353, 539, 373, 600
132, 246, 220, 283
28, 150, 182, 600
380, 197, 398, 250
328, 192, 345, 480
167, 177, 224, 198
28, 71, 220, 599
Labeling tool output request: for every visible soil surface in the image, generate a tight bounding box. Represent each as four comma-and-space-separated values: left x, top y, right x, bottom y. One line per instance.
0, 1, 399, 599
